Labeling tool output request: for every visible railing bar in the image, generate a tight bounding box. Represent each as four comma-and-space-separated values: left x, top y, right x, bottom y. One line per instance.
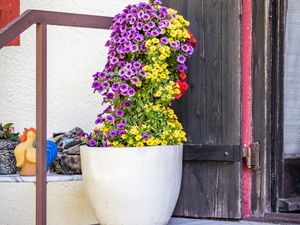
0, 10, 113, 49
36, 22, 47, 225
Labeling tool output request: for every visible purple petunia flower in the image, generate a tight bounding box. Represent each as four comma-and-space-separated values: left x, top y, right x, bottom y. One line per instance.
130, 44, 139, 52
142, 13, 150, 21
102, 141, 109, 147
103, 81, 109, 88
95, 117, 103, 124
133, 61, 142, 68
170, 40, 180, 50
181, 44, 190, 53
103, 106, 112, 114
147, 21, 155, 28
97, 72, 106, 79
117, 123, 125, 129
177, 55, 186, 64
137, 10, 144, 19
119, 69, 125, 77
128, 88, 136, 96
121, 90, 128, 96
131, 76, 139, 84
118, 130, 126, 136
120, 83, 128, 91
138, 2, 147, 8
92, 81, 101, 89
153, 0, 162, 5
139, 70, 147, 77
88, 140, 97, 147
134, 34, 144, 42
135, 22, 143, 30
151, 29, 159, 37
142, 134, 149, 140
106, 114, 115, 122
94, 129, 100, 134
125, 63, 132, 70
112, 82, 120, 92
178, 64, 187, 72
122, 100, 131, 107
106, 92, 115, 99
188, 46, 194, 55
109, 130, 118, 137
116, 109, 125, 117
160, 37, 168, 45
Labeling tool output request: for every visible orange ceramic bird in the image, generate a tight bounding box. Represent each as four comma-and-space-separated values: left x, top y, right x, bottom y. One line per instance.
14, 130, 37, 176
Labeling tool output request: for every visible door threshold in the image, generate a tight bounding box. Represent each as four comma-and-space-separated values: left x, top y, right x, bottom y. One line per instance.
245, 212, 300, 224
279, 197, 300, 212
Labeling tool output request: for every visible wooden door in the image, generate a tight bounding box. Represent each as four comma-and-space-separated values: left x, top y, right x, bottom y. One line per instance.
162, 0, 242, 219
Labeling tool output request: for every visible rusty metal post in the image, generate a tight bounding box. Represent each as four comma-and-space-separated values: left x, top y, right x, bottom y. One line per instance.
36, 22, 47, 225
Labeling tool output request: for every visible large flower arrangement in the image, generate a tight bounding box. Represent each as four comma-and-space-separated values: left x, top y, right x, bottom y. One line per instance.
83, 0, 196, 148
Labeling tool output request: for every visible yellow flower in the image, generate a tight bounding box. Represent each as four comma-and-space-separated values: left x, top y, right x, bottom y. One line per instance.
155, 90, 162, 97
130, 127, 139, 135
128, 140, 134, 145
112, 141, 119, 147
161, 140, 168, 145
153, 105, 160, 111
136, 142, 144, 147
152, 38, 159, 44
135, 135, 142, 141
150, 46, 156, 51
136, 81, 142, 87
101, 125, 109, 133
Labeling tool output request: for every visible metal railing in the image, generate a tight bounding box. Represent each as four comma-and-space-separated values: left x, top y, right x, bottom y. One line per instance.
0, 10, 113, 225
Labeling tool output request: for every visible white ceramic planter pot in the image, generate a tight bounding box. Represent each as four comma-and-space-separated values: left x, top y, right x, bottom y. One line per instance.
80, 144, 183, 225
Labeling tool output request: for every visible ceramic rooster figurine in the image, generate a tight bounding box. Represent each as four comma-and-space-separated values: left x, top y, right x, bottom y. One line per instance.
14, 128, 58, 176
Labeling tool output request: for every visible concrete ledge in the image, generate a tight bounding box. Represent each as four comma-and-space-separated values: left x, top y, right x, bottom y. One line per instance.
0, 174, 98, 225
0, 173, 83, 182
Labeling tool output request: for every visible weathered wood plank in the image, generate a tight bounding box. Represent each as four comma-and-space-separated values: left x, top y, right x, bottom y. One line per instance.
169, 0, 205, 144
174, 161, 241, 218
221, 0, 241, 145
204, 0, 222, 144
162, 0, 242, 219
251, 0, 270, 216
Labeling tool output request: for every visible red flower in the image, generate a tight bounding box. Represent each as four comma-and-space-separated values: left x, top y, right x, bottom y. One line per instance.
186, 28, 197, 48
179, 72, 187, 81
180, 81, 189, 92
176, 93, 183, 99
175, 80, 189, 99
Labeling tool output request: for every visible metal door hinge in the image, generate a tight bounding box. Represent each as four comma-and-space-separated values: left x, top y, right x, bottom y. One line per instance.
242, 142, 260, 170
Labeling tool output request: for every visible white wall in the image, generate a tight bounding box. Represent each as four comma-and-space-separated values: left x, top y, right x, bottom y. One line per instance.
0, 180, 98, 225
0, 0, 143, 135
284, 0, 300, 154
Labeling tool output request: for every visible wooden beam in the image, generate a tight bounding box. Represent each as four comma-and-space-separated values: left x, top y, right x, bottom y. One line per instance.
36, 22, 47, 225
183, 144, 241, 162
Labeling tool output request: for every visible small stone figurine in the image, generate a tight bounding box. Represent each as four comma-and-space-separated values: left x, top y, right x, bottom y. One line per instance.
14, 128, 58, 176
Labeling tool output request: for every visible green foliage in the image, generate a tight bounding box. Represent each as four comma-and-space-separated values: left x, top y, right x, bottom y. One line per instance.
0, 123, 19, 140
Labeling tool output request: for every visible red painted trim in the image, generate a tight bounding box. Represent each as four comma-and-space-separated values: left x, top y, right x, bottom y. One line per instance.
242, 0, 252, 218
0, 0, 20, 46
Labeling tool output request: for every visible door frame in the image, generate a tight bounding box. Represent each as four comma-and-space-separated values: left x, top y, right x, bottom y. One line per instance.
250, 0, 300, 223
251, 0, 286, 216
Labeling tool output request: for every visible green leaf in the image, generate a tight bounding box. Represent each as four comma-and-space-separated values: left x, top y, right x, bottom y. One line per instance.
0, 130, 3, 138
3, 123, 13, 129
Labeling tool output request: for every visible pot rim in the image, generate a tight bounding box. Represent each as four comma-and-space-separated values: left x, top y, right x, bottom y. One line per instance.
80, 143, 183, 151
